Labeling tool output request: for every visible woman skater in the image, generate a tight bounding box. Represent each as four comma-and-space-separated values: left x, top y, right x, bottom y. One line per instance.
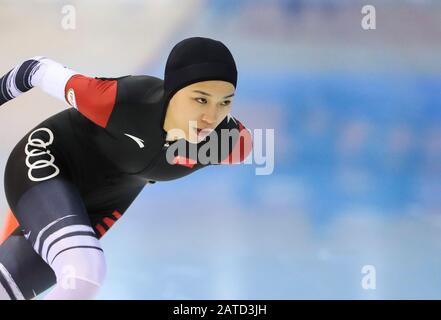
0, 37, 252, 300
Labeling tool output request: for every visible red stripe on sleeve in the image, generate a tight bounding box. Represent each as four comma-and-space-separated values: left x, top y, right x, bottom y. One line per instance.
112, 210, 122, 219
95, 224, 106, 237
65, 75, 117, 128
220, 121, 253, 165
173, 156, 197, 168
103, 217, 115, 228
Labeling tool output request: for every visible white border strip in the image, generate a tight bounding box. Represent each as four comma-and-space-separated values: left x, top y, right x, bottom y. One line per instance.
0, 263, 25, 300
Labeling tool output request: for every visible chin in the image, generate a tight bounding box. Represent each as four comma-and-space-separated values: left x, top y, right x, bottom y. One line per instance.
189, 137, 202, 144
183, 135, 198, 144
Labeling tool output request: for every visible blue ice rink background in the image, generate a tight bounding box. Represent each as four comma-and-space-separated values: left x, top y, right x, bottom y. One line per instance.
98, 1, 441, 299
0, 1, 440, 299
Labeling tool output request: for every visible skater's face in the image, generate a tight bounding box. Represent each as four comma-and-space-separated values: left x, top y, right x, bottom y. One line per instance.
164, 80, 235, 143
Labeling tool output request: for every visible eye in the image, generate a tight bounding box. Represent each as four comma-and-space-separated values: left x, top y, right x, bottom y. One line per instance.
221, 100, 231, 106
195, 97, 207, 104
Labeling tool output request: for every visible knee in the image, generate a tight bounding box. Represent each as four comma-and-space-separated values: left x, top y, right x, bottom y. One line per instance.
51, 247, 107, 291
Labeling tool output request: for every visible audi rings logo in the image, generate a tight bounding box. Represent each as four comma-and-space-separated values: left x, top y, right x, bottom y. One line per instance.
24, 128, 60, 182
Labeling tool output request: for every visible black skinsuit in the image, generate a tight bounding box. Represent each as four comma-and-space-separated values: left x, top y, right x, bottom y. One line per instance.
0, 70, 251, 299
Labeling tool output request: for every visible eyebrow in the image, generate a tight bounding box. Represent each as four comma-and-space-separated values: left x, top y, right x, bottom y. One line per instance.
192, 90, 235, 99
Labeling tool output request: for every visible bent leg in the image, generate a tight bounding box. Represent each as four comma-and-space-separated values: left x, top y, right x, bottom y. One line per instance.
9, 178, 107, 300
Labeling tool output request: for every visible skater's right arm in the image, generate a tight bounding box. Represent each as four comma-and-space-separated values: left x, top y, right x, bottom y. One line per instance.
0, 56, 78, 106
0, 57, 119, 128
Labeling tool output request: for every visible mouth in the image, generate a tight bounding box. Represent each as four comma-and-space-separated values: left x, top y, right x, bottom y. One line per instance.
193, 127, 213, 138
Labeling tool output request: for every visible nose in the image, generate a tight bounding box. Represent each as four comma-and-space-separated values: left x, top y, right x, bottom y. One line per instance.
201, 106, 218, 126
201, 117, 215, 126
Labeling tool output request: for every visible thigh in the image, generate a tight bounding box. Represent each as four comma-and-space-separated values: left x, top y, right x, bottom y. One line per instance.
1, 115, 104, 299
0, 177, 103, 300
13, 178, 100, 264
3, 118, 99, 262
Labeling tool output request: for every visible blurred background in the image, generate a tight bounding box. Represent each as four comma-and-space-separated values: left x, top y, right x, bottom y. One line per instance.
0, 0, 440, 299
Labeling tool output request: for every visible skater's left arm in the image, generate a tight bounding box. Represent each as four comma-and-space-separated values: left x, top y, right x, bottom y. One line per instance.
216, 114, 253, 165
